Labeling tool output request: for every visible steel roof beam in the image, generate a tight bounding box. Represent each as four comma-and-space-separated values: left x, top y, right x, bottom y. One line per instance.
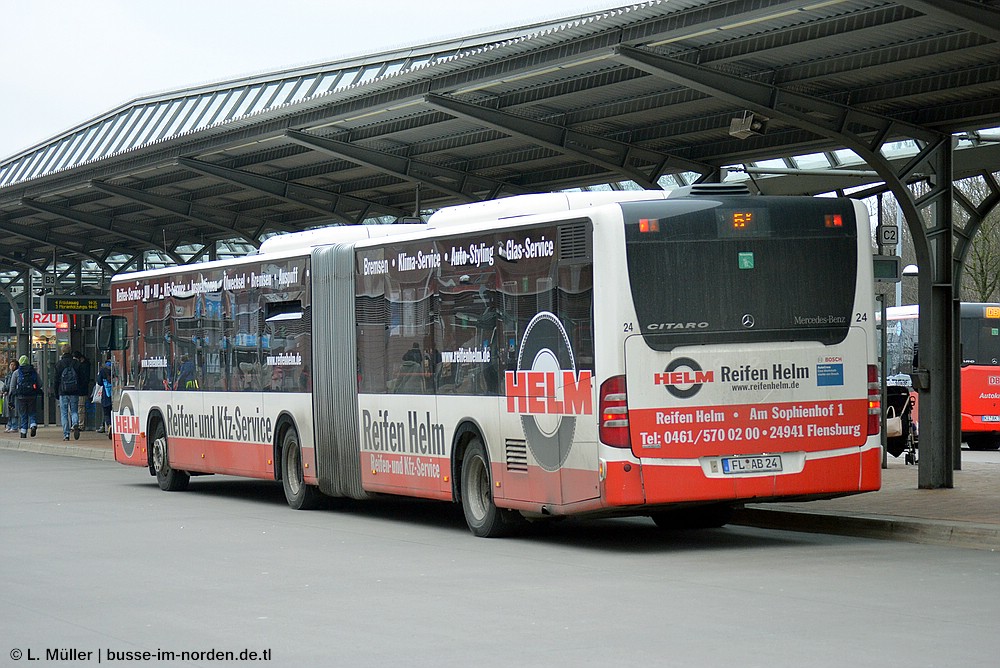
177, 157, 410, 223
89, 180, 263, 247
612, 45, 938, 146
0, 219, 114, 274
19, 197, 184, 264
0, 250, 45, 274
895, 0, 1000, 42
284, 129, 529, 202
423, 93, 714, 187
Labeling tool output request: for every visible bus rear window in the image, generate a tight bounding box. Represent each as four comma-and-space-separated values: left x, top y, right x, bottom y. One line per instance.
621, 197, 858, 351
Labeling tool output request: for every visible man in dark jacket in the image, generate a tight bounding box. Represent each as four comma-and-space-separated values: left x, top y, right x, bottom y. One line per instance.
53, 344, 82, 441
73, 351, 92, 430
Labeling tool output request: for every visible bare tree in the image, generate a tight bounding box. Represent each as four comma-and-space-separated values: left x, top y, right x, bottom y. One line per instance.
957, 175, 1000, 302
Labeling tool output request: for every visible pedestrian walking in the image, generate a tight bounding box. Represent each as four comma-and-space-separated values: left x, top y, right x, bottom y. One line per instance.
73, 351, 92, 430
3, 359, 19, 432
53, 344, 83, 441
11, 355, 40, 438
97, 358, 113, 436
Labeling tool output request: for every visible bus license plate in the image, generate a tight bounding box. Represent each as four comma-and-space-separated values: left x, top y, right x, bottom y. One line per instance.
983, 416, 1000, 422
722, 455, 783, 475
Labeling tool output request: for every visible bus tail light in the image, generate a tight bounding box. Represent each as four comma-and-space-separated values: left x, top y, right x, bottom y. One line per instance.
600, 375, 631, 448
868, 364, 881, 435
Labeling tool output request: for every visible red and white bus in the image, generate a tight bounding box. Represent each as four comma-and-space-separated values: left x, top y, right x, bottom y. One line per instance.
100, 185, 882, 536
883, 302, 1000, 450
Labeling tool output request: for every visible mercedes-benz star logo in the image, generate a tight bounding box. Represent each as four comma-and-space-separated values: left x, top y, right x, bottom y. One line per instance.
741, 314, 756, 328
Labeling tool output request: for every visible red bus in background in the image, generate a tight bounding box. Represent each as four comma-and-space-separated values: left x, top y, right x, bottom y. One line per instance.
883, 302, 1000, 450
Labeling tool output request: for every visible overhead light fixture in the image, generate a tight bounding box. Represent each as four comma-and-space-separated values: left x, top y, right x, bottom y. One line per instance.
729, 112, 768, 140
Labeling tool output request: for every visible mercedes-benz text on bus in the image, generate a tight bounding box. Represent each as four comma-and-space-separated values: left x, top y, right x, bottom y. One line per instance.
100, 185, 882, 537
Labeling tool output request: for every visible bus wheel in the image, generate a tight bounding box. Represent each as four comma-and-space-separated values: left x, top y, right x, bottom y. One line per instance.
650, 504, 733, 530
460, 438, 521, 538
151, 421, 189, 492
966, 435, 1000, 451
281, 427, 321, 510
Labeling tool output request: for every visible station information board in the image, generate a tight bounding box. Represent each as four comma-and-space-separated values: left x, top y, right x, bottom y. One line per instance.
42, 295, 111, 314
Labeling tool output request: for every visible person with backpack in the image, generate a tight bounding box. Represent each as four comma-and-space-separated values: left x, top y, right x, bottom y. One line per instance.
73, 351, 92, 431
12, 355, 39, 438
53, 344, 83, 441
3, 359, 19, 433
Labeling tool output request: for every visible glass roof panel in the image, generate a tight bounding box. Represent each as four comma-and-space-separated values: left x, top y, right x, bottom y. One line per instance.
71, 123, 105, 163
407, 56, 432, 70
273, 79, 300, 106
381, 61, 406, 78
881, 140, 919, 160
20, 151, 50, 182
315, 71, 343, 95
33, 142, 64, 177
790, 152, 832, 170
160, 97, 198, 139
177, 95, 213, 134
752, 158, 787, 170
135, 101, 175, 147
117, 105, 158, 152
334, 69, 361, 90
355, 65, 383, 86
228, 86, 261, 120
287, 76, 316, 104
84, 117, 126, 162
248, 82, 280, 115
199, 90, 235, 128
831, 149, 862, 166
61, 124, 99, 167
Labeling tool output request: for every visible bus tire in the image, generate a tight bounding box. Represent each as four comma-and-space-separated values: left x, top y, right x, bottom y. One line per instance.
460, 438, 521, 538
650, 504, 733, 530
281, 426, 321, 510
151, 421, 189, 492
966, 435, 1000, 451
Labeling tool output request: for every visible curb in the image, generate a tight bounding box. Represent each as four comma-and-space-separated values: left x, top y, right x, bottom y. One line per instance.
732, 507, 1000, 551
0, 439, 114, 461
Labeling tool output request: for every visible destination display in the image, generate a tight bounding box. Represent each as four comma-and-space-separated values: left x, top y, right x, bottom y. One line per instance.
43, 295, 111, 314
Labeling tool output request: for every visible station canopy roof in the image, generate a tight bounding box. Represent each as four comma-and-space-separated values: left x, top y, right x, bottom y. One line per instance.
1, 0, 999, 294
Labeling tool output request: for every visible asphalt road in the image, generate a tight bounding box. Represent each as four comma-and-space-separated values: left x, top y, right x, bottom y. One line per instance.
2, 449, 998, 668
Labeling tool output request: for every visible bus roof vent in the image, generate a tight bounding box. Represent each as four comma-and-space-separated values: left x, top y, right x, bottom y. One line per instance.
666, 183, 752, 198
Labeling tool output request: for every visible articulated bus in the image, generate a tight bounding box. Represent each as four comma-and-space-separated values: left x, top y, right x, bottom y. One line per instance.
883, 302, 1000, 450
100, 185, 882, 536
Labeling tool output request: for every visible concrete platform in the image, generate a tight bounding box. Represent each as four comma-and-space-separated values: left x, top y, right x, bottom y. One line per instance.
2, 426, 997, 550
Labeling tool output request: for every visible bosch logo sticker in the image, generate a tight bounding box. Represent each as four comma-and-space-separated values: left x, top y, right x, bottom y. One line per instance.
505, 312, 592, 472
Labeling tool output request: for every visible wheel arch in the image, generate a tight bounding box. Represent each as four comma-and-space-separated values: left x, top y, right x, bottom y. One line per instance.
145, 408, 166, 475
272, 410, 299, 481
450, 418, 489, 504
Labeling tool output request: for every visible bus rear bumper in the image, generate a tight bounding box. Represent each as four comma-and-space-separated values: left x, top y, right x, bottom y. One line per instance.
601, 444, 882, 508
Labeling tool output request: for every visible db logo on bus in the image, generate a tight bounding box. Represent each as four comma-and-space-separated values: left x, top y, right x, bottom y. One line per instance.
114, 393, 140, 458
655, 357, 714, 399
989, 376, 1000, 386
505, 311, 593, 472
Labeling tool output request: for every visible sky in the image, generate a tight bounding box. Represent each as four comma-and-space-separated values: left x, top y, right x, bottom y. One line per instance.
0, 0, 619, 160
